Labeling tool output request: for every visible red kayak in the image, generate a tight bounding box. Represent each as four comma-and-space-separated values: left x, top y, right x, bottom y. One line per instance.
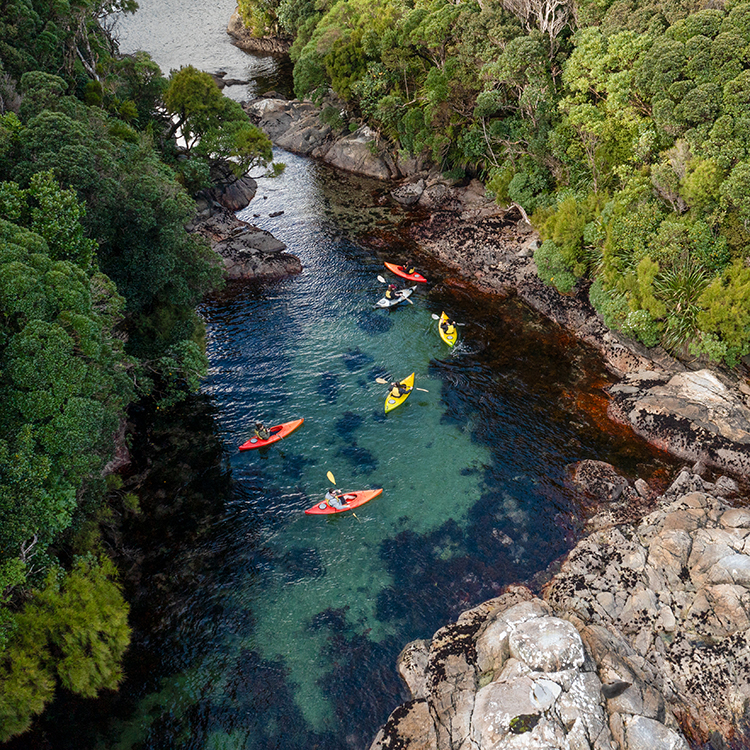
305, 488, 383, 515
384, 262, 427, 283
238, 418, 304, 451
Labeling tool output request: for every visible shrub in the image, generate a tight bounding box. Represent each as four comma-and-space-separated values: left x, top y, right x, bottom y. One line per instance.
534, 240, 577, 293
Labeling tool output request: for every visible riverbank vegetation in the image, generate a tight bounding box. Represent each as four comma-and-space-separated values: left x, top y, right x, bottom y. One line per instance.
240, 0, 750, 366
0, 0, 271, 739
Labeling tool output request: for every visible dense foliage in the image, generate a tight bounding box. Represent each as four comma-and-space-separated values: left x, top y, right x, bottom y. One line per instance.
0, 0, 270, 738
241, 0, 750, 364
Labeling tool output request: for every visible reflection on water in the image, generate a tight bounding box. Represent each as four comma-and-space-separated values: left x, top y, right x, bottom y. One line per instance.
114, 0, 293, 100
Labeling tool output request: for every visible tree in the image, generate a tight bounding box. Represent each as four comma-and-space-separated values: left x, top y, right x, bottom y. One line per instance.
0, 557, 130, 742
163, 66, 273, 184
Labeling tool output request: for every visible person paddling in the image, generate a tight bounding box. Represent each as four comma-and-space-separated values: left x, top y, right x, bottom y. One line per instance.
389, 381, 412, 398
254, 422, 271, 440
384, 284, 398, 301
325, 488, 352, 509
440, 317, 456, 335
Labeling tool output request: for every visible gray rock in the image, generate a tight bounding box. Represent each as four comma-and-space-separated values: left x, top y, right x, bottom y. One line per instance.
508, 618, 585, 673
623, 715, 689, 750
397, 640, 431, 699
608, 370, 750, 477
391, 179, 425, 206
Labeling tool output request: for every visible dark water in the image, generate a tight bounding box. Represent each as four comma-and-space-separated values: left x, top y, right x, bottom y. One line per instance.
3, 5, 681, 750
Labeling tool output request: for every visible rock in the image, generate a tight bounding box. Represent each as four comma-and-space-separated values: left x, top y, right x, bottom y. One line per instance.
608, 369, 750, 478
368, 699, 437, 750
508, 618, 585, 673
319, 125, 398, 179
202, 174, 258, 213
190, 206, 301, 281
391, 179, 425, 206
397, 640, 431, 699
623, 715, 689, 750
245, 98, 399, 179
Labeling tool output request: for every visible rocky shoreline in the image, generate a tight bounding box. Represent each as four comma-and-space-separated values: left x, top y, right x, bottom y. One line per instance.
369, 464, 750, 750
189, 173, 302, 281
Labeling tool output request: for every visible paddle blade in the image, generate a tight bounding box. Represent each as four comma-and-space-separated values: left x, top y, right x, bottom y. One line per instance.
377, 275, 386, 283
415, 387, 429, 392
326, 470, 336, 485
375, 377, 389, 384
431, 313, 440, 319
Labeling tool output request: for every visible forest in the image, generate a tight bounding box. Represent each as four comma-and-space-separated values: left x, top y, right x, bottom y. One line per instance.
241, 0, 750, 366
0, 0, 270, 739
3, 0, 750, 740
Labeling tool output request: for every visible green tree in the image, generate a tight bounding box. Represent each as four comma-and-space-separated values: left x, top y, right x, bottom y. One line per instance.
0, 557, 130, 742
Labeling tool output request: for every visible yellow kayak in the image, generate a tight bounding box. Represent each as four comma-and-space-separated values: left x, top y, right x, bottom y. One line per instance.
385, 373, 415, 413
438, 312, 457, 347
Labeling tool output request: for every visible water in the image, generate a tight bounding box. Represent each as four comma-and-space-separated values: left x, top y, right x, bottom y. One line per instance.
5, 6, 680, 750
111, 0, 293, 99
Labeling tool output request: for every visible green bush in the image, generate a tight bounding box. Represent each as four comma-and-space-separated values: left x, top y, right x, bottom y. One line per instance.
622, 309, 662, 347
534, 240, 577, 293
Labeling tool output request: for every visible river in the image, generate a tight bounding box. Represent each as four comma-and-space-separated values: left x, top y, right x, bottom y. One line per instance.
7, 3, 679, 749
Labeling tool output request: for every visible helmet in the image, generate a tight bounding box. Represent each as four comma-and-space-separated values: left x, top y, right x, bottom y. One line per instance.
389, 284, 396, 290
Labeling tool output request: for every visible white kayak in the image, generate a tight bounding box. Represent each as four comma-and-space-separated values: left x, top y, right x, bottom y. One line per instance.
375, 286, 416, 308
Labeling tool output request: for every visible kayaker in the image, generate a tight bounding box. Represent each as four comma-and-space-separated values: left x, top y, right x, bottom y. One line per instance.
389, 381, 412, 398
403, 261, 417, 275
440, 318, 456, 334
325, 488, 350, 510
254, 422, 271, 440
385, 284, 397, 300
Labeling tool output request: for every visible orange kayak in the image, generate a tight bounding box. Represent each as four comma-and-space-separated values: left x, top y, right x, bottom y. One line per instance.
238, 418, 304, 451
305, 488, 383, 515
384, 262, 427, 283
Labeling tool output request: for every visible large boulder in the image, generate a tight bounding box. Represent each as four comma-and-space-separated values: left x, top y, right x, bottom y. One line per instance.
245, 98, 400, 179
190, 207, 301, 281
608, 369, 750, 477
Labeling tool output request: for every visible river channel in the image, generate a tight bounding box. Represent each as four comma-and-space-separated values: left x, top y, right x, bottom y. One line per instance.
7, 2, 680, 749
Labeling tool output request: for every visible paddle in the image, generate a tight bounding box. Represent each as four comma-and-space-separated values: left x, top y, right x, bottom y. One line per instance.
375, 377, 428, 393
376, 275, 414, 304
326, 471, 360, 522
431, 313, 465, 325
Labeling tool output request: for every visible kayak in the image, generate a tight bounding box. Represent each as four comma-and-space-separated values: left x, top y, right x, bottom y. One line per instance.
384, 262, 427, 283
238, 418, 304, 451
438, 312, 457, 347
385, 373, 415, 414
305, 488, 383, 515
375, 285, 417, 308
